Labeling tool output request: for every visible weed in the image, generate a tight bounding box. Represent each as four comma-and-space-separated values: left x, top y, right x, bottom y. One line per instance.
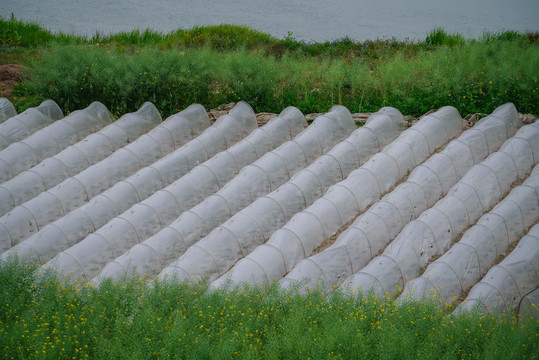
0, 259, 537, 359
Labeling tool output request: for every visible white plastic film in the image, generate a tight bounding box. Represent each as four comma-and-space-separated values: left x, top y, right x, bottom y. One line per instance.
0, 102, 163, 216
280, 103, 522, 293
208, 106, 464, 289
398, 164, 539, 305
33, 104, 265, 279
0, 103, 215, 252
340, 121, 539, 298
102, 107, 405, 283
90, 107, 307, 283
182, 108, 406, 287
454, 224, 539, 316
0, 97, 17, 123
47, 106, 355, 282
152, 105, 361, 283
3, 103, 256, 266
21, 106, 302, 277
0, 100, 63, 151
0, 102, 113, 182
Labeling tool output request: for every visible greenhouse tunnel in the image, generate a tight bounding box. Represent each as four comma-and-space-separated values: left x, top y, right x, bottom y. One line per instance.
339, 121, 539, 298
0, 101, 162, 216
43, 105, 354, 280
0, 98, 536, 317
279, 103, 522, 294
0, 101, 113, 182
0, 100, 62, 151
2, 102, 259, 263
397, 164, 538, 306
184, 106, 464, 286
7, 104, 304, 268
96, 106, 405, 282
0, 97, 17, 123
92, 107, 307, 283
0, 102, 218, 251
454, 223, 539, 316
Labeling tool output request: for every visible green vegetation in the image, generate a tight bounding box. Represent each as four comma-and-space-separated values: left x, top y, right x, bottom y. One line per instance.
1, 16, 538, 118
1, 259, 537, 360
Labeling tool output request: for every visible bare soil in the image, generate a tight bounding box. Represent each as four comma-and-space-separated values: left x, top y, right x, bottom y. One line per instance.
0, 64, 23, 97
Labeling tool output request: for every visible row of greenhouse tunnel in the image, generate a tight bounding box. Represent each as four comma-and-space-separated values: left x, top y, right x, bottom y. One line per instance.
0, 96, 537, 319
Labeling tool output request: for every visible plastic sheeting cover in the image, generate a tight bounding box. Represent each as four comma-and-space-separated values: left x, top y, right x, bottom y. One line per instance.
148, 105, 357, 283
454, 223, 539, 316
102, 107, 405, 283
92, 107, 307, 283
0, 102, 163, 216
340, 121, 539, 298
202, 108, 408, 289
22, 105, 303, 277
5, 103, 266, 266
30, 103, 264, 278
0, 102, 217, 252
54, 105, 352, 281
0, 101, 114, 182
0, 100, 63, 151
279, 103, 522, 293
203, 106, 464, 288
0, 98, 17, 123
398, 165, 538, 305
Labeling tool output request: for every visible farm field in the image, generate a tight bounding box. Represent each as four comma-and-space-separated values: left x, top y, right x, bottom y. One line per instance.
0, 17, 538, 359
0, 96, 537, 359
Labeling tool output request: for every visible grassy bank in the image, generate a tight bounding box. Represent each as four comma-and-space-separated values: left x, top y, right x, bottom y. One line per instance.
1, 260, 537, 360
1, 16, 538, 118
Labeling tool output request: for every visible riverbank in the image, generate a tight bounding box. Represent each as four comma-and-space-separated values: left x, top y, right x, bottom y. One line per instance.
1, 16, 538, 119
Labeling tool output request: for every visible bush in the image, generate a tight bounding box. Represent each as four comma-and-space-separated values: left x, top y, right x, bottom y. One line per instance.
425, 28, 464, 47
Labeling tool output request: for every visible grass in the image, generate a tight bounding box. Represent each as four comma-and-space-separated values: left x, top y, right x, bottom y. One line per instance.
1, 16, 538, 118
0, 259, 537, 360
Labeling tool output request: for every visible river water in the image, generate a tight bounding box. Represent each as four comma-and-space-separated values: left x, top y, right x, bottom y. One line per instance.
1, 0, 538, 42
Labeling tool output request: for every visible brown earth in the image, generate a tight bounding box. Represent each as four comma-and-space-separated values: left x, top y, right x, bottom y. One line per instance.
0, 64, 23, 97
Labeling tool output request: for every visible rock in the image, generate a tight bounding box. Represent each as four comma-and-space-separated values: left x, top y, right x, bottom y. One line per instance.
256, 112, 277, 126
208, 102, 236, 122
519, 113, 537, 124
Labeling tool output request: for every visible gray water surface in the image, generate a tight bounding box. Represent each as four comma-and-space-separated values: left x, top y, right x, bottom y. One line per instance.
1, 0, 538, 42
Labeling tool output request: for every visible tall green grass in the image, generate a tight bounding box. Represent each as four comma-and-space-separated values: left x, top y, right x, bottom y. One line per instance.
2, 16, 538, 117
15, 45, 370, 116
15, 40, 539, 117
1, 259, 537, 359
0, 15, 425, 57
